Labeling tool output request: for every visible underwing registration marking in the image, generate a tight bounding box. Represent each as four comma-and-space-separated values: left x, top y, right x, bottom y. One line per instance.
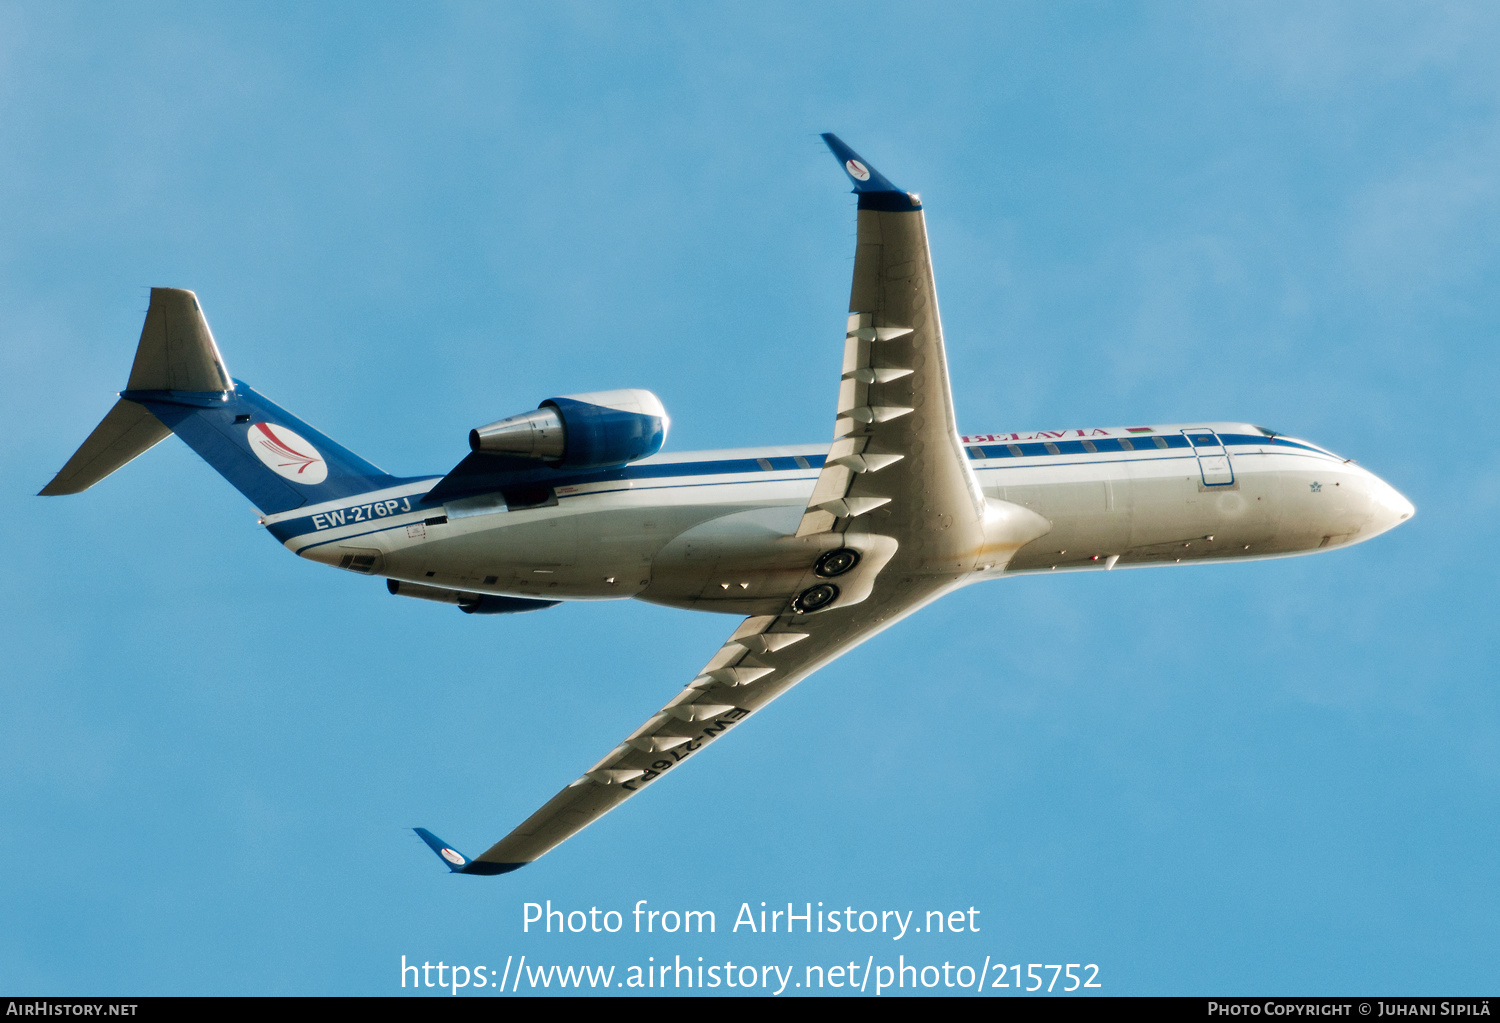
621, 708, 751, 792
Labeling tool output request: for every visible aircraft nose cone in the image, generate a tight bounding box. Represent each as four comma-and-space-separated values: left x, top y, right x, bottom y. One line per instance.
1368, 476, 1415, 535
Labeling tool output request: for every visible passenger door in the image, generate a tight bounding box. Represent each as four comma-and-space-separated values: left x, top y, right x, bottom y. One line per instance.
1182, 428, 1234, 486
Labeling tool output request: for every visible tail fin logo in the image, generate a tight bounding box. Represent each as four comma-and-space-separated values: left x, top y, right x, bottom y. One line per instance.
247, 423, 328, 485
439, 848, 465, 866
845, 159, 871, 181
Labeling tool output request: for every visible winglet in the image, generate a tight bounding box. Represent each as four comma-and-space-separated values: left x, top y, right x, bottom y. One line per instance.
820, 133, 922, 212
414, 828, 472, 872
413, 828, 526, 876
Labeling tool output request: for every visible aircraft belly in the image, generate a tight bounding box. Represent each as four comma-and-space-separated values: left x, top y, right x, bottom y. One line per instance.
1116, 473, 1231, 563
638, 502, 829, 614
994, 455, 1300, 570
985, 449, 1400, 574
995, 478, 1120, 570
382, 501, 722, 599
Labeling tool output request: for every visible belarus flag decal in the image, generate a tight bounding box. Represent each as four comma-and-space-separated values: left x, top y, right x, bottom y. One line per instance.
247, 422, 329, 485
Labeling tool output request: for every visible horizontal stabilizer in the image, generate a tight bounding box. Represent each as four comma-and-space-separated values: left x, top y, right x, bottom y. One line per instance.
39, 398, 170, 495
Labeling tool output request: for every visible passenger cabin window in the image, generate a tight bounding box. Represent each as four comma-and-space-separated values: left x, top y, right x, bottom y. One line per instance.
1007, 444, 1022, 456
1119, 438, 1134, 450
1152, 436, 1169, 449
967, 446, 985, 459
1043, 442, 1061, 455
793, 455, 810, 469
756, 458, 773, 470
1082, 440, 1097, 453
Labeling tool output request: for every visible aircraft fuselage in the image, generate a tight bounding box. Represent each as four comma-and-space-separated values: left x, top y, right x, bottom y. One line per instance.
268, 421, 1413, 614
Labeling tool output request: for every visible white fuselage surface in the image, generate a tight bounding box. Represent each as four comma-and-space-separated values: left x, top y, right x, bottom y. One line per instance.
274, 420, 1413, 613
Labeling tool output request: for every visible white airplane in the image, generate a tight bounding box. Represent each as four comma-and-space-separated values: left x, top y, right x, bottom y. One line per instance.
42, 134, 1414, 875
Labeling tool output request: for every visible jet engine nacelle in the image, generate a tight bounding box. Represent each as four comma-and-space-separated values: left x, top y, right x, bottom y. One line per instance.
469, 389, 669, 469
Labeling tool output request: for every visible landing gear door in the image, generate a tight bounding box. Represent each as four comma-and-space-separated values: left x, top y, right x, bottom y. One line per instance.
1183, 428, 1234, 486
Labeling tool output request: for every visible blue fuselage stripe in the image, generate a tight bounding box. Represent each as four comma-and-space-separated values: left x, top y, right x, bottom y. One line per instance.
268, 432, 1325, 548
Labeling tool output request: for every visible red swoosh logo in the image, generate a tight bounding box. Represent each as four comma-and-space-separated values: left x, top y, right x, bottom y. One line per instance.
252, 424, 322, 474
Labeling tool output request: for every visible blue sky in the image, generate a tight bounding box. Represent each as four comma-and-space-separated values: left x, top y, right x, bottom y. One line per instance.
3, 1, 1497, 996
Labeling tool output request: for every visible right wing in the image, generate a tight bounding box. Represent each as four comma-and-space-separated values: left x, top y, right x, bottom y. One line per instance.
418, 135, 1051, 875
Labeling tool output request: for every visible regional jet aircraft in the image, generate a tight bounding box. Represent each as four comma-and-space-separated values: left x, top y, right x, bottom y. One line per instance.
41, 135, 1414, 875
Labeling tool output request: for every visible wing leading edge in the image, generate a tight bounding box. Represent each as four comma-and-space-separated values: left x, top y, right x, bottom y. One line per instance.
416, 135, 1051, 875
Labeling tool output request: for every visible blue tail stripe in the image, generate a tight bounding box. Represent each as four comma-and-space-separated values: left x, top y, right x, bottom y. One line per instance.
128, 381, 419, 515
139, 394, 305, 513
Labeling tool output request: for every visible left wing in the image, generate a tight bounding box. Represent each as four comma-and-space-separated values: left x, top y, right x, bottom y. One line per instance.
417, 135, 1051, 875
427, 600, 948, 874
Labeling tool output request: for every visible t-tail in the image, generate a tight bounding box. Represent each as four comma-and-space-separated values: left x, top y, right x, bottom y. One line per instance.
40, 288, 406, 514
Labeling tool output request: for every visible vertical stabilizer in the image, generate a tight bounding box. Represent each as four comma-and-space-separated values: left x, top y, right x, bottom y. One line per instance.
42, 288, 407, 513
125, 287, 233, 393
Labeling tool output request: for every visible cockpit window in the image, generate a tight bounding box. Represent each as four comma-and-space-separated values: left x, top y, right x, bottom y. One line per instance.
1254, 425, 1279, 438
